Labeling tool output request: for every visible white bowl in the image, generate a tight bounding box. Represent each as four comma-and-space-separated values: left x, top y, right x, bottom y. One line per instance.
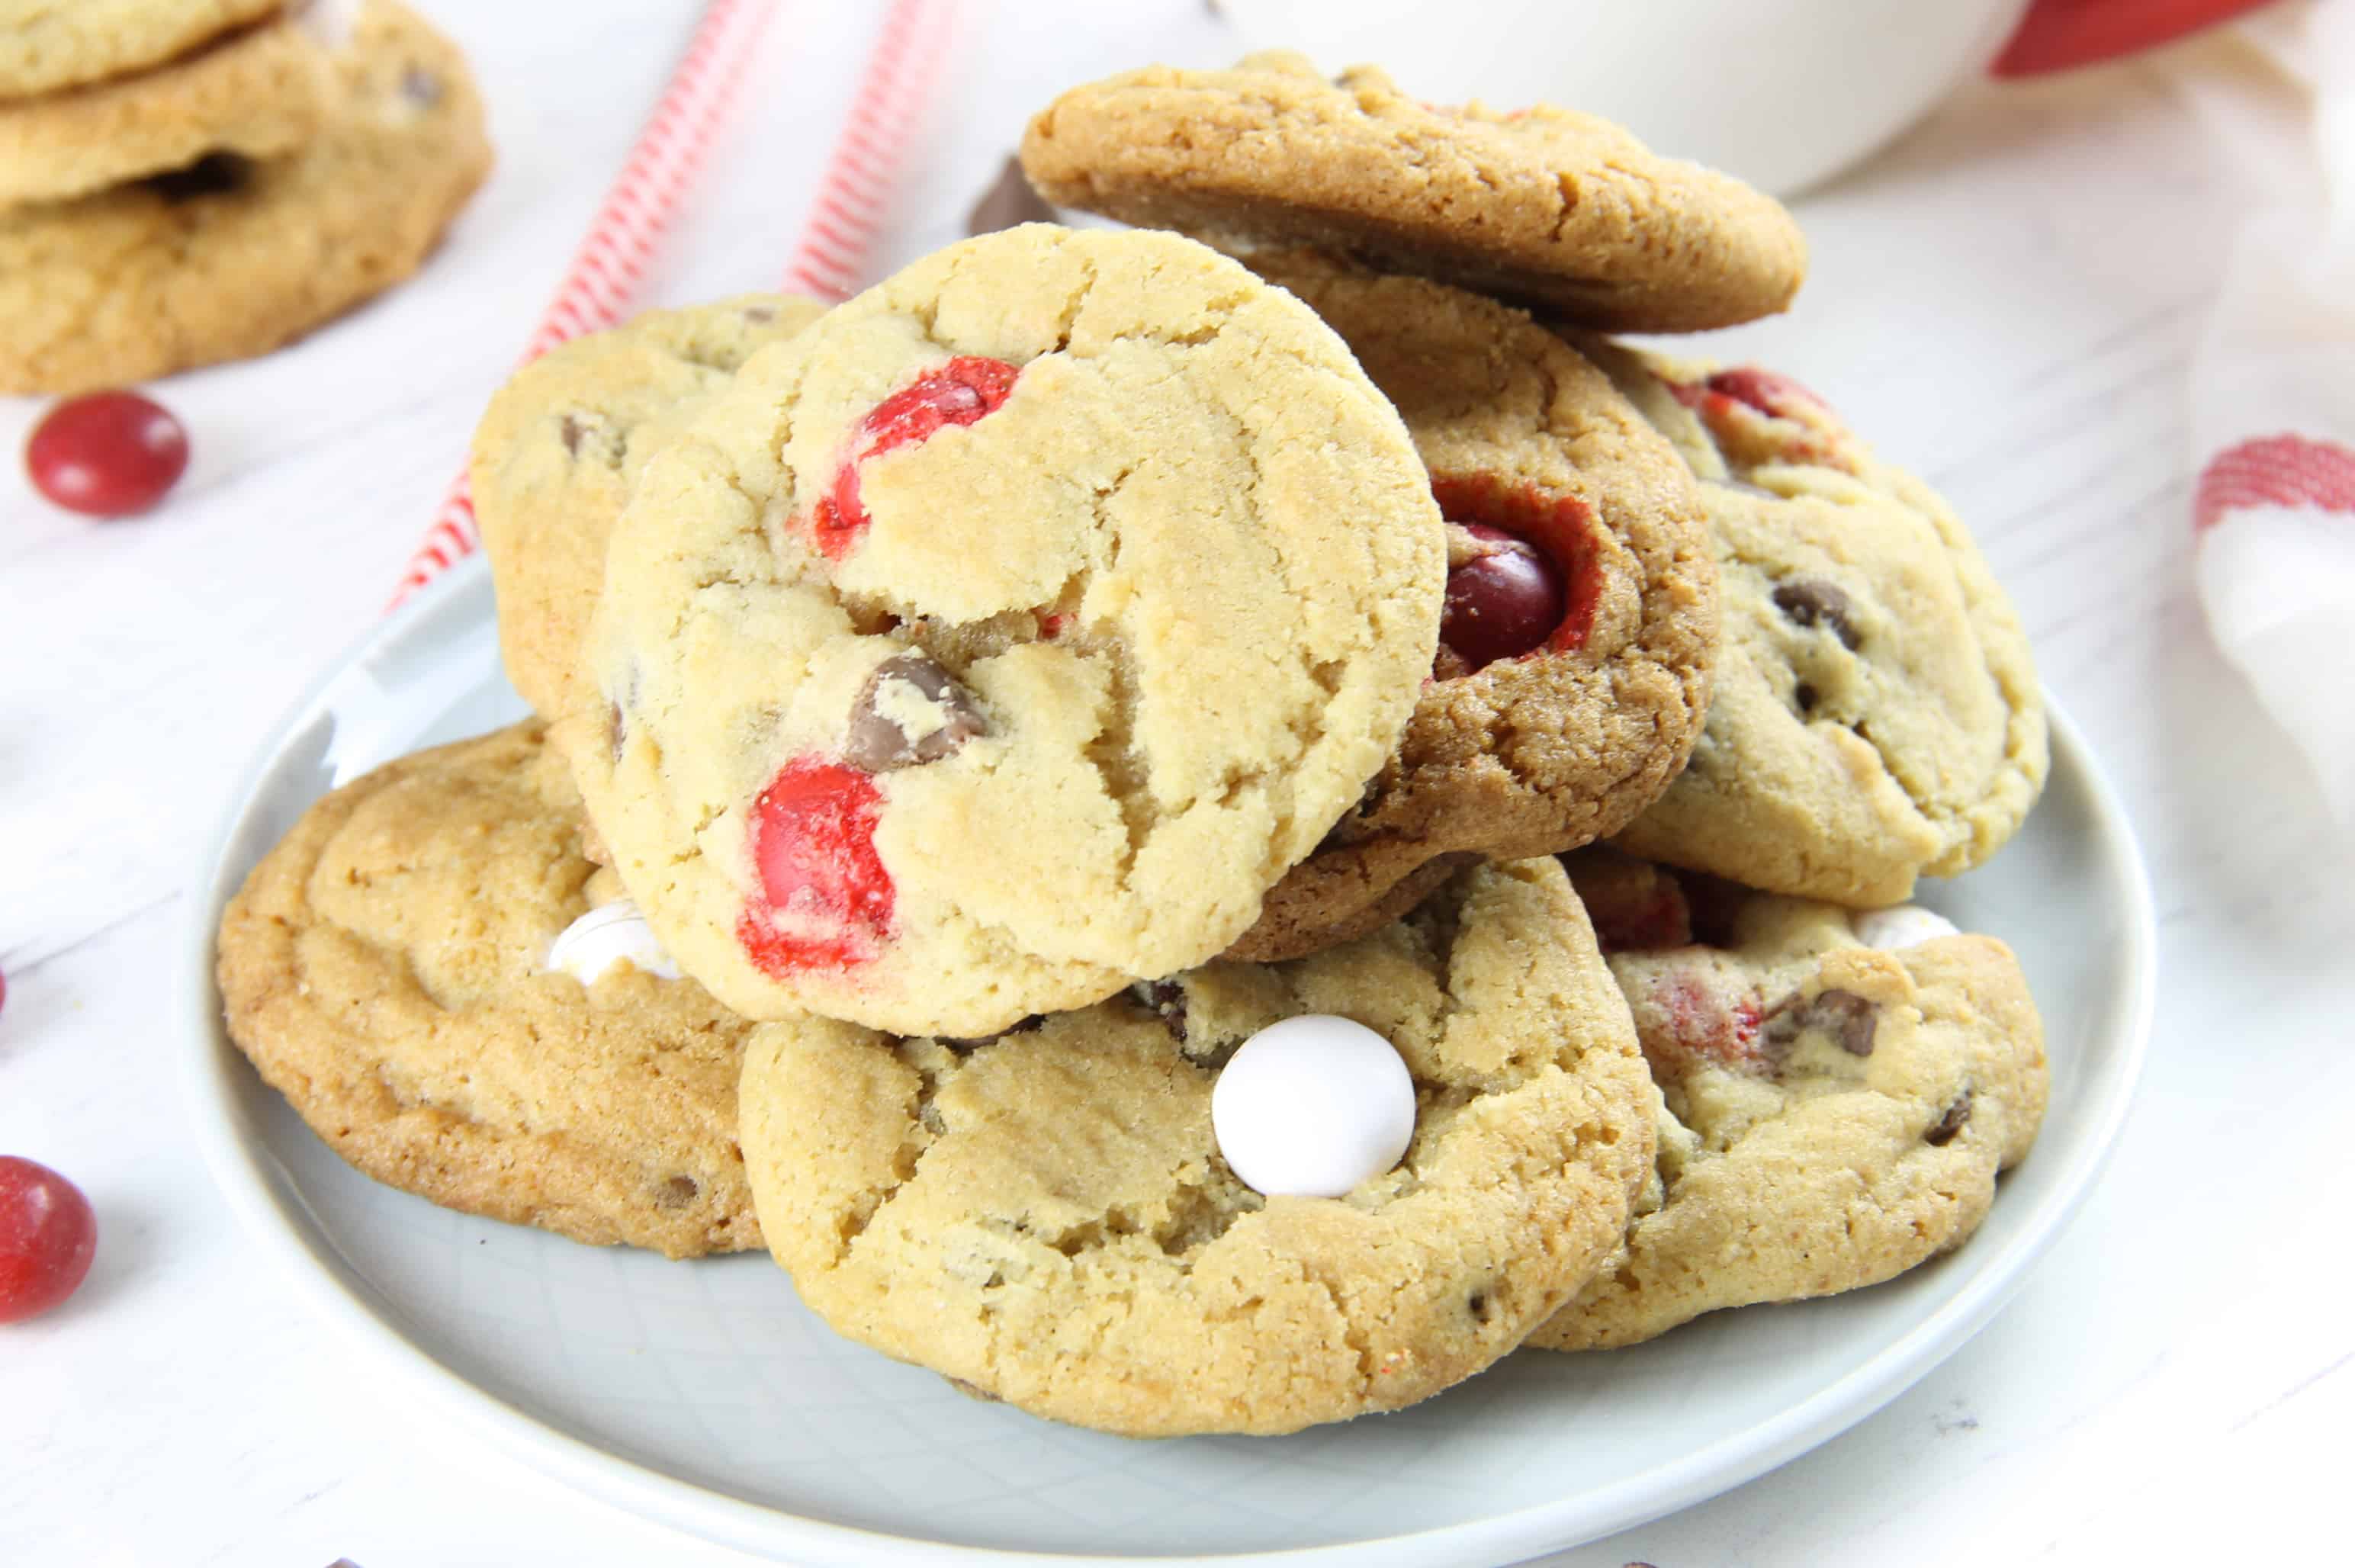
181, 554, 2152, 1565
1215, 0, 2032, 197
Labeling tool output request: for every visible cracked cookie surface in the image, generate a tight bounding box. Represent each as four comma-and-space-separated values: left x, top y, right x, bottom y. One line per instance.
1528, 850, 2048, 1351
0, 0, 278, 100
471, 294, 828, 719
1229, 255, 1717, 961
1578, 339, 2049, 907
215, 723, 762, 1259
738, 856, 1653, 1435
1020, 51, 1807, 333
0, 8, 329, 205
0, 0, 488, 396
569, 225, 1445, 1038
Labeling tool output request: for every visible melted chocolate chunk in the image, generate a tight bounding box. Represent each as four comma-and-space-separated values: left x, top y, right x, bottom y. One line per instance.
1772, 579, 1861, 649
1793, 680, 1819, 714
606, 700, 627, 763
1129, 979, 1187, 1040
1764, 987, 1879, 1058
560, 413, 589, 457
965, 156, 1054, 236
844, 652, 988, 771
146, 153, 251, 203
1925, 1091, 1974, 1146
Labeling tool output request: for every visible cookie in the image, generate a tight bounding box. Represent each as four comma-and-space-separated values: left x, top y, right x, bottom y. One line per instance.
0, 0, 488, 397
215, 722, 762, 1260
1227, 256, 1716, 962
737, 856, 1654, 1435
1526, 850, 2048, 1351
568, 225, 1446, 1038
1577, 339, 2049, 907
0, 0, 279, 101
1020, 51, 1806, 333
0, 10, 328, 207
471, 294, 829, 721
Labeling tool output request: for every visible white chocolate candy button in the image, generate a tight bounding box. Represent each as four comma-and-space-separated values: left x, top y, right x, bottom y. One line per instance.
1851, 904, 1961, 952
1210, 1014, 1416, 1199
546, 900, 682, 985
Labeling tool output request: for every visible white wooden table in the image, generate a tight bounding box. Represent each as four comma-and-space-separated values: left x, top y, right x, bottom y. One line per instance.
5, 4, 2350, 1563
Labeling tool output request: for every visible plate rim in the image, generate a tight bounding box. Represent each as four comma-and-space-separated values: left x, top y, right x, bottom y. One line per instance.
177, 553, 2158, 1567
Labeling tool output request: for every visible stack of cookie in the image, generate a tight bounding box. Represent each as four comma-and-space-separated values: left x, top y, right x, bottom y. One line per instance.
217, 53, 2051, 1438
0, 0, 488, 395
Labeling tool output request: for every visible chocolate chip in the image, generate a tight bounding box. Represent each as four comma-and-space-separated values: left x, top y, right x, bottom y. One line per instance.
400, 66, 443, 107
1925, 1091, 1973, 1146
844, 652, 988, 771
1793, 681, 1819, 714
1773, 579, 1861, 649
654, 1174, 699, 1210
1129, 979, 1187, 1040
1467, 1290, 1494, 1324
145, 153, 251, 203
1764, 988, 1878, 1057
607, 700, 626, 763
965, 155, 1054, 236
742, 305, 775, 323
560, 413, 589, 456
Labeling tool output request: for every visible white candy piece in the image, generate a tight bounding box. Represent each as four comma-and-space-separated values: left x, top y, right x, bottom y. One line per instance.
1850, 904, 1961, 952
1210, 1014, 1416, 1199
546, 901, 682, 985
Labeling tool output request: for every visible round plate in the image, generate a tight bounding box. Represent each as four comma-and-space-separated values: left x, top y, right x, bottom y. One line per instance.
179, 555, 2154, 1566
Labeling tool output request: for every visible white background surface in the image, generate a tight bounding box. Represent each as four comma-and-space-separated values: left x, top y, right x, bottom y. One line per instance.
4, 2, 2351, 1563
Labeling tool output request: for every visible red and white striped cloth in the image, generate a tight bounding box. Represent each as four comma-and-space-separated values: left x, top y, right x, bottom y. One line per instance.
2190, 0, 2355, 821
390, 0, 954, 607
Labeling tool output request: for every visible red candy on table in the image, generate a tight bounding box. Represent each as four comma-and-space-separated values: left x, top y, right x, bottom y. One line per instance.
25, 390, 191, 518
811, 356, 1020, 559
737, 758, 895, 975
0, 1156, 97, 1325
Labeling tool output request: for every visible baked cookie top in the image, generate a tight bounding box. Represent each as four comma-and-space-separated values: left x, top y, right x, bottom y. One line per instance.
1020, 51, 1807, 333
1582, 340, 2049, 907
0, 0, 489, 397
1528, 850, 2048, 1351
737, 856, 1654, 1436
0, 8, 329, 206
215, 723, 761, 1260
471, 294, 828, 720
0, 0, 279, 101
1229, 256, 1716, 961
569, 225, 1446, 1037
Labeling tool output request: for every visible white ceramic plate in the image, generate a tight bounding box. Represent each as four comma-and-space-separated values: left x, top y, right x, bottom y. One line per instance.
180, 555, 2154, 1566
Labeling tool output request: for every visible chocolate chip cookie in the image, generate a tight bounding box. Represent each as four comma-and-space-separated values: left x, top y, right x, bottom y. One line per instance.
1526, 850, 2048, 1351
568, 225, 1446, 1038
471, 294, 829, 721
215, 723, 761, 1259
0, 0, 280, 101
0, 8, 329, 206
0, 0, 489, 396
1228, 256, 1716, 961
1578, 339, 2050, 907
737, 856, 1653, 1435
1020, 51, 1807, 333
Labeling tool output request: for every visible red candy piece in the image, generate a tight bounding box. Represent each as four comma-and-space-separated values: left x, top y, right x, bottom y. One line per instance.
1643, 971, 1765, 1078
1431, 475, 1604, 671
737, 759, 894, 975
1586, 878, 1692, 955
26, 390, 190, 518
811, 356, 1020, 560
0, 1156, 97, 1325
1702, 368, 1827, 423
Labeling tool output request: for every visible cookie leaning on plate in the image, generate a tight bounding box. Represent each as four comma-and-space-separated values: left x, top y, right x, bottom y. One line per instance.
1228, 255, 1716, 961
738, 856, 1655, 1436
0, 0, 488, 396
566, 224, 1446, 1038
0, 8, 331, 207
1021, 50, 1807, 333
1579, 340, 2049, 908
215, 722, 761, 1260
1527, 850, 2048, 1351
471, 294, 829, 721
0, 0, 280, 101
